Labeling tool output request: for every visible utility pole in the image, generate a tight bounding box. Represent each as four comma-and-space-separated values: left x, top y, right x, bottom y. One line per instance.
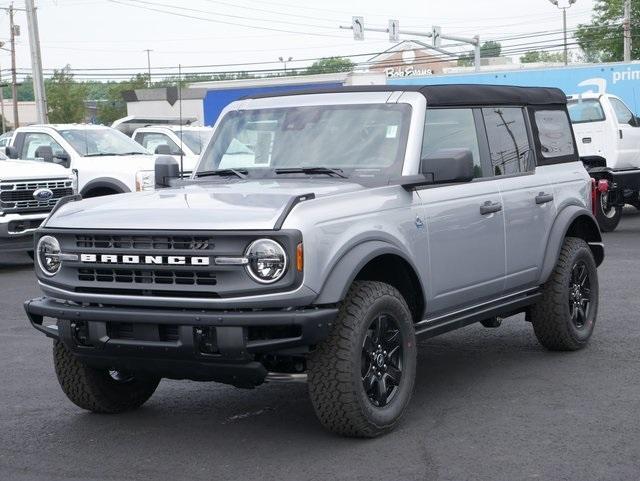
144, 49, 152, 87
25, 0, 48, 124
624, 0, 632, 62
9, 3, 19, 128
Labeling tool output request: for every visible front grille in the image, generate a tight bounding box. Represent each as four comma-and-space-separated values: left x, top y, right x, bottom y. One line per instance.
75, 234, 214, 251
0, 179, 73, 213
107, 322, 180, 342
78, 268, 217, 286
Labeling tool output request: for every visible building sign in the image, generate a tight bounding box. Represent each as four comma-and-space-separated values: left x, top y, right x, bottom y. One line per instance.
385, 66, 433, 78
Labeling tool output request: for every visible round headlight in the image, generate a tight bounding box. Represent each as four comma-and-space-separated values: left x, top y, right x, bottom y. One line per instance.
245, 239, 287, 284
37, 235, 62, 276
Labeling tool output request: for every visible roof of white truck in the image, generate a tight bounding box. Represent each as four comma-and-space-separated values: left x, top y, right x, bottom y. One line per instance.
19, 124, 110, 130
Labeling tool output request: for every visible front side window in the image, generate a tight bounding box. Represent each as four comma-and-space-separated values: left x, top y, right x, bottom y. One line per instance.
567, 99, 605, 123
59, 128, 149, 157
177, 130, 213, 155
534, 110, 575, 158
482, 107, 533, 176
137, 132, 182, 155
21, 133, 66, 160
422, 108, 482, 178
609, 97, 634, 124
197, 104, 411, 181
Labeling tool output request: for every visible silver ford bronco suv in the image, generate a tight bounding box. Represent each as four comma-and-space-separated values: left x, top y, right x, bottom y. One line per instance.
25, 85, 604, 437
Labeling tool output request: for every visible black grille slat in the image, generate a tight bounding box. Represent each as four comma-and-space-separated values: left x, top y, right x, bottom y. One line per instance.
75, 234, 214, 251
77, 268, 217, 286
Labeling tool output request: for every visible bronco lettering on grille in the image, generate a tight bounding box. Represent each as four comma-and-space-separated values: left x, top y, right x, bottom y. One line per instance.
79, 254, 210, 265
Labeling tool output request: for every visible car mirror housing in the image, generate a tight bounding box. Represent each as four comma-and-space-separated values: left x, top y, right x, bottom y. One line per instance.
421, 148, 475, 184
154, 144, 172, 155
34, 145, 54, 164
154, 155, 180, 188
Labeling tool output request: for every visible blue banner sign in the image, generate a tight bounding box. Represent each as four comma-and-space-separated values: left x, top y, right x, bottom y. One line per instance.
390, 62, 640, 113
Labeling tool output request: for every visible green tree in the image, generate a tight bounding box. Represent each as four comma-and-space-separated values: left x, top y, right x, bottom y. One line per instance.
46, 65, 87, 123
96, 74, 148, 125
520, 50, 566, 63
480, 40, 502, 58
304, 57, 354, 75
575, 0, 640, 62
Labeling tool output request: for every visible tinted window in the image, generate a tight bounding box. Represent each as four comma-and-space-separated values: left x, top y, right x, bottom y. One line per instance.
610, 97, 634, 124
534, 110, 575, 158
422, 108, 482, 178
482, 107, 533, 175
567, 99, 605, 123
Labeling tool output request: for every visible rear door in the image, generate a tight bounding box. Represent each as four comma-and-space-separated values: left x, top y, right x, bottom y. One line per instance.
481, 106, 556, 291
419, 107, 506, 315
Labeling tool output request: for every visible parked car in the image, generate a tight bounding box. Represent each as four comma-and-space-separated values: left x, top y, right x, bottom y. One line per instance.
132, 125, 213, 169
0, 151, 76, 254
0, 131, 13, 148
568, 93, 640, 231
25, 85, 603, 438
6, 124, 195, 198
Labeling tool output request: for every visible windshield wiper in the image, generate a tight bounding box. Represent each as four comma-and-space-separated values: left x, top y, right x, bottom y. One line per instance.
275, 167, 347, 179
118, 152, 147, 155
196, 168, 248, 179
83, 152, 120, 157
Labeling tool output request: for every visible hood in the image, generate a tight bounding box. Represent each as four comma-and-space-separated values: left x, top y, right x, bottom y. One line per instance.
0, 159, 70, 180
48, 178, 365, 230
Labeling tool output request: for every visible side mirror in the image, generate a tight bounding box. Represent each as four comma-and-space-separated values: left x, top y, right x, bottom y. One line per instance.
154, 144, 172, 155
54, 151, 71, 168
34, 145, 54, 163
155, 155, 180, 188
630, 115, 640, 127
5, 146, 18, 159
421, 148, 475, 184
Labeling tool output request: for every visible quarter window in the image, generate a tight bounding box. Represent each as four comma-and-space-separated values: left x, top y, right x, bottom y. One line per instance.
422, 108, 482, 178
534, 110, 575, 158
482, 107, 533, 175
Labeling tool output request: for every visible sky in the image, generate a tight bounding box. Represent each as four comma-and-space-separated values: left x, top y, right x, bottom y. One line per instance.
0, 0, 597, 81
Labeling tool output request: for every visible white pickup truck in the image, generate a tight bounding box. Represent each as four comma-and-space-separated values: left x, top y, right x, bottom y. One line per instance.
568, 93, 640, 231
5, 124, 173, 197
1, 153, 76, 253
132, 125, 212, 171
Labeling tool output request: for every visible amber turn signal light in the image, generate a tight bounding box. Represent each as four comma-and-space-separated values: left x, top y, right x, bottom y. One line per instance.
296, 243, 303, 272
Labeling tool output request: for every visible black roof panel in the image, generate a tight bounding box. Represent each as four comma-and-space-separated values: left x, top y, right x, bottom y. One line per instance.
244, 84, 567, 107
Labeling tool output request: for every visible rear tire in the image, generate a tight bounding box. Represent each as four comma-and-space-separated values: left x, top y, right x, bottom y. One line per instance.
308, 281, 417, 438
530, 237, 598, 351
594, 190, 622, 232
53, 341, 160, 413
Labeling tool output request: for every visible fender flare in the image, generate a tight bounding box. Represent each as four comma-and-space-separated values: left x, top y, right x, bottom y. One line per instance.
538, 205, 604, 284
80, 177, 130, 197
314, 240, 424, 305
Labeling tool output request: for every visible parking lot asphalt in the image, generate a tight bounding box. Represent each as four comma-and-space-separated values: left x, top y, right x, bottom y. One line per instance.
1, 210, 639, 481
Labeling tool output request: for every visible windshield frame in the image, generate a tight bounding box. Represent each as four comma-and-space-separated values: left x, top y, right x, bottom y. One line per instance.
58, 127, 150, 157
194, 102, 412, 183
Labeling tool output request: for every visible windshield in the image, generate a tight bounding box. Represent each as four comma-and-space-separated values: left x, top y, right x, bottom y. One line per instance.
177, 129, 213, 155
196, 104, 411, 180
567, 99, 606, 124
59, 128, 149, 156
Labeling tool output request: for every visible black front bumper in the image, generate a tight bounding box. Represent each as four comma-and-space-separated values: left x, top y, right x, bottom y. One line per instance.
25, 297, 337, 387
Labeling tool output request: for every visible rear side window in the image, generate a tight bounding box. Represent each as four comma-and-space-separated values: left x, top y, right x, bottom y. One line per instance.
567, 99, 605, 123
482, 107, 533, 176
422, 108, 482, 178
534, 110, 575, 158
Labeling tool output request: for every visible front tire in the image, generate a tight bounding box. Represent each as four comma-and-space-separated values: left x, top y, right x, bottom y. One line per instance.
530, 237, 599, 351
53, 341, 160, 413
595, 190, 622, 232
308, 281, 417, 437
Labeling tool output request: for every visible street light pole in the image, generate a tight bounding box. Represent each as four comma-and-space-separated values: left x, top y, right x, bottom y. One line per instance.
624, 0, 632, 62
549, 0, 577, 66
144, 49, 153, 87
278, 56, 292, 75
9, 3, 19, 128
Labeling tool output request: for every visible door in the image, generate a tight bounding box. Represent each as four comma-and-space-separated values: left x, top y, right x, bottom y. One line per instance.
609, 96, 640, 169
482, 107, 556, 291
420, 108, 506, 315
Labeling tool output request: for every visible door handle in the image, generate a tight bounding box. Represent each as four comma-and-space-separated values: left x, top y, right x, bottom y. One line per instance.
535, 192, 554, 204
480, 201, 502, 215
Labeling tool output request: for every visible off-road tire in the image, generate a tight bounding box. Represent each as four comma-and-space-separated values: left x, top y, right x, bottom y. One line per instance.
307, 281, 417, 438
53, 341, 160, 413
530, 237, 598, 351
594, 190, 622, 232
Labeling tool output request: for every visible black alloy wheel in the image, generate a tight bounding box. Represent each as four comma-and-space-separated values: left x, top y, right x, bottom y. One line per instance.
361, 314, 403, 407
569, 260, 591, 330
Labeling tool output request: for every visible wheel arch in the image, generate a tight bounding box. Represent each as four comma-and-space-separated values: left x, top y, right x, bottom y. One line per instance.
539, 205, 604, 284
314, 241, 426, 322
80, 177, 130, 198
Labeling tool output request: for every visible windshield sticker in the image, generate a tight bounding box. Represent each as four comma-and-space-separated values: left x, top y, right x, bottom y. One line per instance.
386, 125, 398, 138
